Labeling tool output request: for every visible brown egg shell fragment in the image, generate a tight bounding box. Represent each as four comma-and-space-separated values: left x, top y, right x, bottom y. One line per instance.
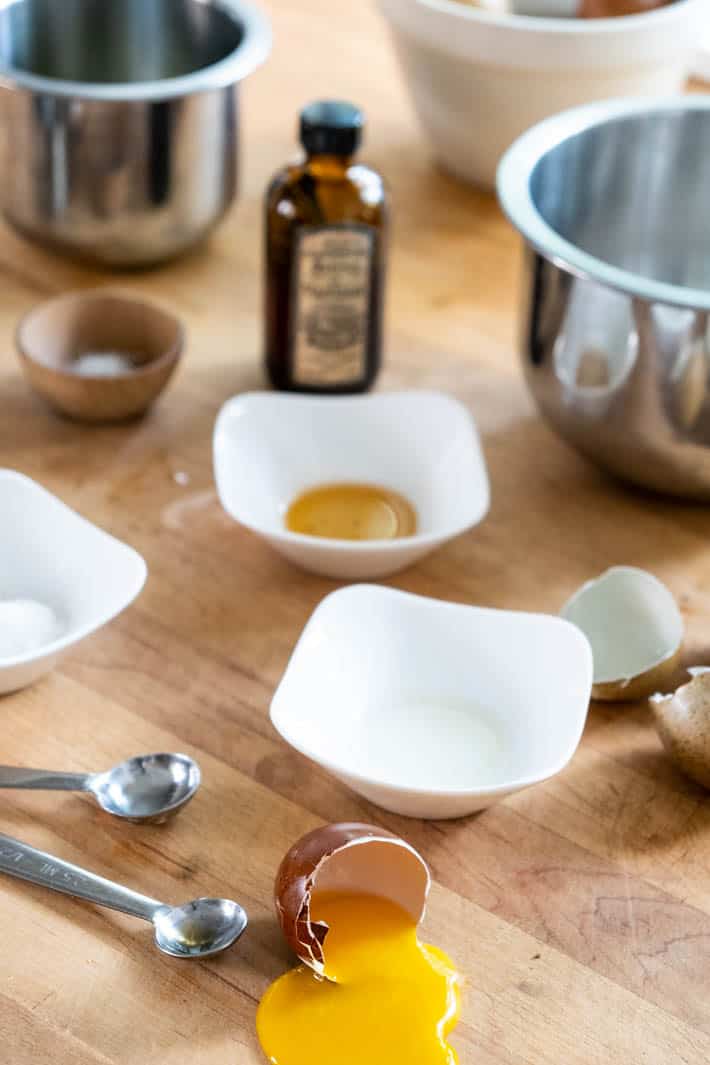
592, 647, 681, 703
274, 822, 431, 977
561, 566, 683, 703
651, 671, 710, 789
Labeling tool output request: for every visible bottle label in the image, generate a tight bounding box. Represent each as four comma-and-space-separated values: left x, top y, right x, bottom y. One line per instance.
291, 225, 373, 387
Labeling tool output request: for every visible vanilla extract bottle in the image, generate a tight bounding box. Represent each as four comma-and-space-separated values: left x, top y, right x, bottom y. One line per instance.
264, 101, 388, 393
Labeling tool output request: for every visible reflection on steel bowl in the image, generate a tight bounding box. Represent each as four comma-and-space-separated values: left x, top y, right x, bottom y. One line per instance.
0, 0, 271, 266
498, 97, 710, 500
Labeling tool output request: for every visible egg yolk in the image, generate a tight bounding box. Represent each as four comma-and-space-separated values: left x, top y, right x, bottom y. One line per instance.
285, 483, 418, 541
256, 892, 460, 1065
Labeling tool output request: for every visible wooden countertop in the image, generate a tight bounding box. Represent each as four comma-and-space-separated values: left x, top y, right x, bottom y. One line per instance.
2, 2, 710, 1062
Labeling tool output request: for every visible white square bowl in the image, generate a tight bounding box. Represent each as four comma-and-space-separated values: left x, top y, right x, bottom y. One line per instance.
271, 585, 593, 819
0, 470, 147, 694
213, 391, 490, 579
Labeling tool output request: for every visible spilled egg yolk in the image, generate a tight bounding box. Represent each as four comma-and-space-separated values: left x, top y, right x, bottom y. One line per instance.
285, 483, 418, 541
256, 892, 460, 1065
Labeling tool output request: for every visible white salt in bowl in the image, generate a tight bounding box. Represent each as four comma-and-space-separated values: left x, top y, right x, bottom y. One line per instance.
0, 470, 147, 694
378, 0, 706, 188
271, 585, 593, 818
213, 391, 489, 580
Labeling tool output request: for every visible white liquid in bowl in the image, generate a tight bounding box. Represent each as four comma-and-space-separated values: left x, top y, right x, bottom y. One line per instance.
0, 599, 64, 661
338, 699, 512, 790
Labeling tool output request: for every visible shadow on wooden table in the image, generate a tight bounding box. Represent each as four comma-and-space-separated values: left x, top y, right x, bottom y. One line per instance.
469, 409, 710, 606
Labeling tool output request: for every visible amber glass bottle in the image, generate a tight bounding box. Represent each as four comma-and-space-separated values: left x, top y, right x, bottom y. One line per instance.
264, 101, 388, 393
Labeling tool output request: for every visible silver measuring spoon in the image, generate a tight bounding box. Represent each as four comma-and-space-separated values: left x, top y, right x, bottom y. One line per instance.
0, 833, 247, 958
0, 753, 201, 824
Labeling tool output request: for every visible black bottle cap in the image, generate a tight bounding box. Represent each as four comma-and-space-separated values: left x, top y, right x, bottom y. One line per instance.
300, 100, 364, 157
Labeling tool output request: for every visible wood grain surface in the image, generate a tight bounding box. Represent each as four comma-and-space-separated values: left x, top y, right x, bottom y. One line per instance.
2, 2, 709, 1062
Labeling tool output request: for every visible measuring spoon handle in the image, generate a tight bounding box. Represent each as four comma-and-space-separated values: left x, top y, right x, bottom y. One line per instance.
0, 833, 162, 922
0, 766, 91, 791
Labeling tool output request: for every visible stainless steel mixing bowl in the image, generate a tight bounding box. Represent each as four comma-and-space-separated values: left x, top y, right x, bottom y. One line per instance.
0, 0, 271, 266
498, 97, 710, 500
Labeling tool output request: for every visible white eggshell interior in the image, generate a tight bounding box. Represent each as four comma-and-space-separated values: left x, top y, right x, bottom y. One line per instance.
313, 839, 429, 925
561, 566, 682, 685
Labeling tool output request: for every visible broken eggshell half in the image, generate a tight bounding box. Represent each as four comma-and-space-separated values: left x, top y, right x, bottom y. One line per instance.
651, 669, 710, 790
561, 566, 682, 702
274, 822, 430, 978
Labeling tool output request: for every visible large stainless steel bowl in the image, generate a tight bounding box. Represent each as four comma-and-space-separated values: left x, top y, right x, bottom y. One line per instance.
498, 97, 710, 500
0, 0, 271, 266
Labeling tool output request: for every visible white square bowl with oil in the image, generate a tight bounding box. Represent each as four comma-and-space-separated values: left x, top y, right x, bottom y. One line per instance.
213, 390, 490, 579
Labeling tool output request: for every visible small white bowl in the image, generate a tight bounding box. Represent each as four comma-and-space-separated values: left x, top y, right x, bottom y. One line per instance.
213, 391, 489, 580
378, 0, 706, 188
271, 585, 593, 818
0, 470, 147, 694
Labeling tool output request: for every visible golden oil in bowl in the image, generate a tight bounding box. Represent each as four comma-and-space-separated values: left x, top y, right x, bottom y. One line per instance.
285, 483, 417, 541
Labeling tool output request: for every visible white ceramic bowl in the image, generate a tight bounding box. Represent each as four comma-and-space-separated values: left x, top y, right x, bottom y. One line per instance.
378, 0, 706, 188
271, 585, 593, 818
0, 470, 147, 694
213, 391, 489, 580
695, 16, 710, 81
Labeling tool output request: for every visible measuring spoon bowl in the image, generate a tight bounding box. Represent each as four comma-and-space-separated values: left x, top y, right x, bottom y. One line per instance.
0, 833, 247, 959
0, 752, 201, 824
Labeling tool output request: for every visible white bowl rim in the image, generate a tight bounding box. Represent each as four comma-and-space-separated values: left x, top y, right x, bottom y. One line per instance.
498, 96, 710, 314
388, 0, 701, 34
213, 390, 490, 554
0, 469, 148, 669
270, 584, 593, 798
0, 0, 272, 102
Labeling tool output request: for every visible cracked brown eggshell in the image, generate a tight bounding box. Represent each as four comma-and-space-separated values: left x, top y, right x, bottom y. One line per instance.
561, 566, 683, 702
651, 671, 710, 790
274, 822, 430, 977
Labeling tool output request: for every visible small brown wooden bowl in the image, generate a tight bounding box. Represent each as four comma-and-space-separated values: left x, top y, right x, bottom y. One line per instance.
16, 289, 184, 423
